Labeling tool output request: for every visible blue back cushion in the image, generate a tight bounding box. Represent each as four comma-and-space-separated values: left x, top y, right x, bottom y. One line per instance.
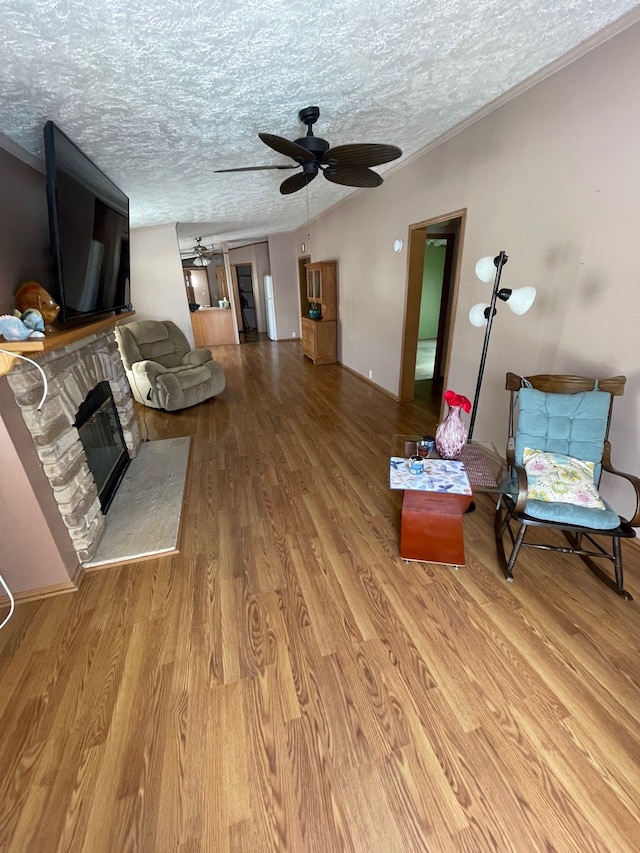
515, 388, 610, 482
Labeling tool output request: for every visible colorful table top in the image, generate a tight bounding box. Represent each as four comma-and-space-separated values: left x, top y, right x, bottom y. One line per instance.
389, 457, 472, 495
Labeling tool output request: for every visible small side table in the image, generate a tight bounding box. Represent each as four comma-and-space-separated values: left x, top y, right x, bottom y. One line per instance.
391, 436, 502, 493
390, 457, 473, 565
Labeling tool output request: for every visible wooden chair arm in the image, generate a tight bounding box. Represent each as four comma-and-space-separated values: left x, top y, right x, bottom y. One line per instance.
510, 463, 529, 514
499, 436, 528, 511
601, 442, 640, 527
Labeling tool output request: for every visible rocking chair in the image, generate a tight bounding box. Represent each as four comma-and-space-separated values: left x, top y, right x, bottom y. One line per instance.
494, 373, 640, 599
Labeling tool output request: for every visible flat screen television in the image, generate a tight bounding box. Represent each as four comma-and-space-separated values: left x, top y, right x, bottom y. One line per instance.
43, 120, 131, 326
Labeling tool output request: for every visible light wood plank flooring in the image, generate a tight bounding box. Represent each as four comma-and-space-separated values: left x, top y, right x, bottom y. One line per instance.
1, 337, 640, 852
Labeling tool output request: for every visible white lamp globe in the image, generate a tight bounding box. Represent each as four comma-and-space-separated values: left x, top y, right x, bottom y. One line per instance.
469, 302, 490, 327
507, 286, 536, 315
475, 256, 495, 282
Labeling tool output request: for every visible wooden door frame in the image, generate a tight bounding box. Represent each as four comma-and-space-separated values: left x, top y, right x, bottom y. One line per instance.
398, 209, 466, 402
297, 255, 311, 319
431, 234, 456, 382
230, 265, 242, 331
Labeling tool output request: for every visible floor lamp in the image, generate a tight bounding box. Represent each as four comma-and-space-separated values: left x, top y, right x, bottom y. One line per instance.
467, 251, 536, 440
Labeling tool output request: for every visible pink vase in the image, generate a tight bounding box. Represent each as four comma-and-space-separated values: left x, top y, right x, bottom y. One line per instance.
435, 404, 468, 459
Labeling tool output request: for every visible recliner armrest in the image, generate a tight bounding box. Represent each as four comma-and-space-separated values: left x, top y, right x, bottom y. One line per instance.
182, 350, 212, 367
132, 360, 169, 381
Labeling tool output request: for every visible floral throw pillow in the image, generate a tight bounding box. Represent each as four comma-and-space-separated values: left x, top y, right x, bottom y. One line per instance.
522, 448, 605, 510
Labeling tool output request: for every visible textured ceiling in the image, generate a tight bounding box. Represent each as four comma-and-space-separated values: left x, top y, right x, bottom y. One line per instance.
1, 0, 639, 254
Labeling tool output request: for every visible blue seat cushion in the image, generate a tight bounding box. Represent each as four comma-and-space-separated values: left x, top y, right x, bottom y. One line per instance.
515, 387, 610, 482
523, 497, 621, 529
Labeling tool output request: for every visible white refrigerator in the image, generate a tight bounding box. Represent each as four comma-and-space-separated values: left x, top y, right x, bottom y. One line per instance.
264, 275, 278, 340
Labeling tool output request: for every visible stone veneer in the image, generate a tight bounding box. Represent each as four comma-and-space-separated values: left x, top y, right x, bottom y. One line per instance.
7, 327, 142, 563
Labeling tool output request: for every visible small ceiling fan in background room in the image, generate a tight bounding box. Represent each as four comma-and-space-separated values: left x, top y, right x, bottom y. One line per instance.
180, 236, 222, 267
215, 106, 402, 195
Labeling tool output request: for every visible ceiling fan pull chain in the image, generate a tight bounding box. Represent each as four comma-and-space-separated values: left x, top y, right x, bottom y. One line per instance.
305, 182, 311, 238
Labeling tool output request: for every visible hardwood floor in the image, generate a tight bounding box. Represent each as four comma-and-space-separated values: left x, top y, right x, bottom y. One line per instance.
2, 338, 640, 852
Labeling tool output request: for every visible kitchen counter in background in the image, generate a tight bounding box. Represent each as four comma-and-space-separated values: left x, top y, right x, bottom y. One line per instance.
190, 307, 237, 347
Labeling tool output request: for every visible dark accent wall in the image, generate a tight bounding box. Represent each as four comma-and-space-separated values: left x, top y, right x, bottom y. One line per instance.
0, 143, 81, 594
0, 145, 53, 312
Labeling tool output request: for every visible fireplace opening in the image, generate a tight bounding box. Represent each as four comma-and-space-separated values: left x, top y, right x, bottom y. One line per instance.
75, 380, 130, 513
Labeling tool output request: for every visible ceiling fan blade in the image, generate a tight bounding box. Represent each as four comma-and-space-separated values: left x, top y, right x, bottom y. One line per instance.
280, 171, 317, 195
259, 133, 315, 163
324, 144, 402, 169
215, 164, 298, 172
323, 167, 383, 188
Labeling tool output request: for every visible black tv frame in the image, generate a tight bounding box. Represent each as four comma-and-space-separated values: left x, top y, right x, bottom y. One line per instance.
43, 120, 131, 327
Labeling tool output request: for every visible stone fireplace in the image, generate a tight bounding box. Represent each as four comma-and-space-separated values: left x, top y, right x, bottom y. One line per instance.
6, 325, 142, 563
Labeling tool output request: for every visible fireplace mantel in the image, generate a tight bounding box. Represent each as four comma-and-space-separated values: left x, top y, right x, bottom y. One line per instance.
0, 311, 135, 375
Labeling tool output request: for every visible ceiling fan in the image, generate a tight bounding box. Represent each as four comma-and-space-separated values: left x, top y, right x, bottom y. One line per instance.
215, 106, 402, 195
182, 236, 218, 266
181, 237, 270, 266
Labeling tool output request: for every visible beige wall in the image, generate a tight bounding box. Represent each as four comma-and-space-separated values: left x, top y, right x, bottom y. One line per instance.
254, 242, 271, 334
129, 224, 195, 346
267, 232, 301, 340
0, 383, 78, 595
291, 21, 640, 518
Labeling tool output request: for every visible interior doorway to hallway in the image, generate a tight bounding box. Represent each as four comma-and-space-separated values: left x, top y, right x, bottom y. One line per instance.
231, 263, 259, 343
399, 210, 466, 406
236, 264, 256, 331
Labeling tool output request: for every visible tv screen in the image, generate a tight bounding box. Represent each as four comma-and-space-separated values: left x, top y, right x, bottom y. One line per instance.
43, 120, 131, 326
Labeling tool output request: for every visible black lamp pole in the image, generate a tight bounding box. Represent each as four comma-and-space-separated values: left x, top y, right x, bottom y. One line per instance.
467, 250, 508, 441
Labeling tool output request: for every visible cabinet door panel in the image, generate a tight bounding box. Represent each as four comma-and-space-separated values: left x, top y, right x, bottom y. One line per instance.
302, 262, 337, 362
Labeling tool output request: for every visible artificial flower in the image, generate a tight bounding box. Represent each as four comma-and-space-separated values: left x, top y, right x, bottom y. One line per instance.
444, 389, 472, 413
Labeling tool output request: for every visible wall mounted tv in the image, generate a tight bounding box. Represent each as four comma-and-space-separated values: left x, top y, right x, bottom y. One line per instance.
44, 120, 131, 326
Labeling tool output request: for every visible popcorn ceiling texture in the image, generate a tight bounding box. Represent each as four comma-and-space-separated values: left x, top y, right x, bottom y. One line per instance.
0, 0, 638, 248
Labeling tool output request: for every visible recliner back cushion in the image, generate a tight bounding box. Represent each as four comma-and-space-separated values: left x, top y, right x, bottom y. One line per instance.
120, 320, 190, 368
515, 388, 610, 482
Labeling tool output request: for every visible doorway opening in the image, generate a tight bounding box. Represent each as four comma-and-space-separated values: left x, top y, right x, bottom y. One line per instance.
236, 264, 257, 336
399, 210, 466, 408
183, 266, 213, 309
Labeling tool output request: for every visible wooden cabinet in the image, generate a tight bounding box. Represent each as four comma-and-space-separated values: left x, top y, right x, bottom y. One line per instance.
301, 317, 337, 365
304, 260, 336, 320
302, 260, 337, 364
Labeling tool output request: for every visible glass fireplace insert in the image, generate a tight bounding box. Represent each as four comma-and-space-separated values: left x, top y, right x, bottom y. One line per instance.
74, 380, 130, 512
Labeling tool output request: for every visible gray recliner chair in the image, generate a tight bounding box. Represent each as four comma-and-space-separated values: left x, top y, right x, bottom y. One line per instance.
114, 319, 225, 411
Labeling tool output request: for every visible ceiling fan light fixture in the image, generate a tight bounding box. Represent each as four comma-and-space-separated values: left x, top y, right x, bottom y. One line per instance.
190, 236, 212, 266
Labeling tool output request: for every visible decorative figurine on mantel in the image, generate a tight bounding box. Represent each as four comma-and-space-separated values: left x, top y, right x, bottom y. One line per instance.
0, 310, 45, 341
15, 281, 60, 333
